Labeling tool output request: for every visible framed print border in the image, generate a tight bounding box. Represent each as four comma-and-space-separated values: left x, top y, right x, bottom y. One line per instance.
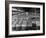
5, 1, 45, 37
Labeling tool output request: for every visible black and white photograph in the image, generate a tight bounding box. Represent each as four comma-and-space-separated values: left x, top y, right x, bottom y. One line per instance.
5, 1, 45, 37
12, 7, 40, 31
